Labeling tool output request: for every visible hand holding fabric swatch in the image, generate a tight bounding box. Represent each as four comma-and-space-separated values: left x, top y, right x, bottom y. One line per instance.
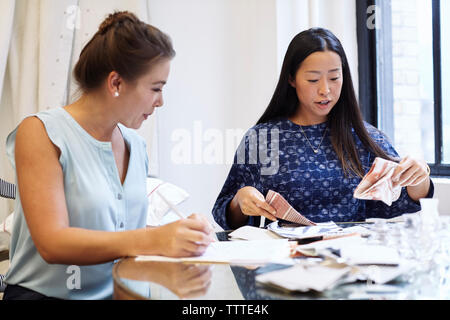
265, 190, 316, 226
353, 157, 401, 206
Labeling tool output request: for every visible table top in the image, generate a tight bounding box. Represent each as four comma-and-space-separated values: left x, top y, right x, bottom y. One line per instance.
113, 219, 450, 300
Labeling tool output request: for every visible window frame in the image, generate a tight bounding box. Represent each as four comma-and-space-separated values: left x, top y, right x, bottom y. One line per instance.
356, 0, 450, 176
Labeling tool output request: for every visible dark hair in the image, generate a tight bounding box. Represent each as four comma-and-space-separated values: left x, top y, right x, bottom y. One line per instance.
257, 27, 394, 177
74, 11, 176, 93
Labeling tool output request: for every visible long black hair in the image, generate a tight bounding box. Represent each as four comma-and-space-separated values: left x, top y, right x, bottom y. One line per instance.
257, 27, 394, 177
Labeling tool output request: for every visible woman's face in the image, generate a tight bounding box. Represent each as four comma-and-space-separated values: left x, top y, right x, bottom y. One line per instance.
118, 59, 171, 129
289, 50, 343, 125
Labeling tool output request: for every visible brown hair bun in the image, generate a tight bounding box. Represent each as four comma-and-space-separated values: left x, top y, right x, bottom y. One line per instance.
74, 11, 175, 93
98, 11, 138, 35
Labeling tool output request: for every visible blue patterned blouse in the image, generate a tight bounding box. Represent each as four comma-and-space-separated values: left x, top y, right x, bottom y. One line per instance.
212, 118, 434, 230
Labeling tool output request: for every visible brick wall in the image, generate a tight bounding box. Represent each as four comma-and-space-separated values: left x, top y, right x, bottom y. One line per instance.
390, 0, 435, 162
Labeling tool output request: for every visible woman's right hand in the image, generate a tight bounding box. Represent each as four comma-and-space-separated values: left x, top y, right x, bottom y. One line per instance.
231, 186, 277, 222
154, 213, 216, 258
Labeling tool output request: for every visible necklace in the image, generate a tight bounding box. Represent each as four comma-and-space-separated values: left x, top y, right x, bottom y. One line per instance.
299, 125, 328, 154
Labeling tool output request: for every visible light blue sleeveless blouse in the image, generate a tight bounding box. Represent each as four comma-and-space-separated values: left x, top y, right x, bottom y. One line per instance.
4, 107, 149, 299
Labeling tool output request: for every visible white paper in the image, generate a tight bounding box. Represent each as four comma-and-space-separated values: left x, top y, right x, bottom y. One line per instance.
266, 221, 346, 240
136, 239, 292, 265
228, 226, 283, 241
339, 244, 400, 266
256, 264, 351, 292
297, 234, 365, 256
357, 259, 415, 284
365, 216, 405, 223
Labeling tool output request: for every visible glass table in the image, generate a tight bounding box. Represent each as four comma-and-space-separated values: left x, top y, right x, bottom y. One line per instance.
113, 218, 450, 300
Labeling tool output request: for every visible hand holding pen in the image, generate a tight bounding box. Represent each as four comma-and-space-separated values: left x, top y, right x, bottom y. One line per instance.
154, 191, 216, 257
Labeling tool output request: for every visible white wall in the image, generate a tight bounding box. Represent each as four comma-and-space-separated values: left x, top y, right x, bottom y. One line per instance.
147, 0, 278, 222
432, 178, 450, 216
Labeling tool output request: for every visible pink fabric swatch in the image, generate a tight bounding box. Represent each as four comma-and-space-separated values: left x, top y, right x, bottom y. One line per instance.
266, 190, 316, 226
353, 157, 401, 206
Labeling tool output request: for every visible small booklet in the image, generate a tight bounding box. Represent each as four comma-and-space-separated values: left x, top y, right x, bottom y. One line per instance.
353, 157, 401, 206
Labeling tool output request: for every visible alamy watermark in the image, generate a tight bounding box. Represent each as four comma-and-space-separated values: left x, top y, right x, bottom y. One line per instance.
170, 121, 280, 175
66, 265, 81, 290
367, 4, 381, 30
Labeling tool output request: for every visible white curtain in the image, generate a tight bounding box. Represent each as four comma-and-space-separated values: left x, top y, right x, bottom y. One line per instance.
0, 0, 158, 222
276, 0, 358, 92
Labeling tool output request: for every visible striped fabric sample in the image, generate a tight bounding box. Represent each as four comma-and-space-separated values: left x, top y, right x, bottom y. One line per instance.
266, 190, 316, 226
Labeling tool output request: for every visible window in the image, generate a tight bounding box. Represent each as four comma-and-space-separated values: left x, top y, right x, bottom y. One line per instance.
357, 0, 450, 176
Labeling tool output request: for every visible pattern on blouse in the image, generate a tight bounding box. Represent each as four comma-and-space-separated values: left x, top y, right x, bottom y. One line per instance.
212, 118, 432, 230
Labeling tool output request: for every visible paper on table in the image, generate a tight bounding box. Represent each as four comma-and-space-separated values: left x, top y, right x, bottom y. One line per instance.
256, 264, 351, 292
365, 215, 405, 223
228, 225, 284, 241
296, 233, 365, 256
298, 237, 401, 266
266, 220, 352, 240
339, 244, 400, 266
353, 157, 401, 206
356, 259, 415, 284
136, 239, 292, 265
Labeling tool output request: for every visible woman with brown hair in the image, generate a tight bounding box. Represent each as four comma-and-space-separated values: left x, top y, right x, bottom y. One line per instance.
212, 28, 433, 230
3, 11, 214, 300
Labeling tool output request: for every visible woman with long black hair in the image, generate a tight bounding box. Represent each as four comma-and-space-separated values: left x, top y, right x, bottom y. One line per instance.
212, 28, 433, 230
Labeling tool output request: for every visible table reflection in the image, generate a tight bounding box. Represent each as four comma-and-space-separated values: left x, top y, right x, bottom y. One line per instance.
113, 216, 450, 300
113, 259, 212, 300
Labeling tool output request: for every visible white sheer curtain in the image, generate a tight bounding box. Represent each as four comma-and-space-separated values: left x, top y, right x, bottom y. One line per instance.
0, 0, 157, 222
276, 0, 358, 92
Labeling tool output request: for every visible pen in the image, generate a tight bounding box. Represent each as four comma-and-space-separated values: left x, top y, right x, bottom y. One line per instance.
156, 190, 217, 241
156, 190, 187, 219
156, 190, 216, 236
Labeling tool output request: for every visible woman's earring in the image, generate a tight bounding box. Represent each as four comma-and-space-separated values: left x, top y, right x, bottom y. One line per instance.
114, 91, 119, 98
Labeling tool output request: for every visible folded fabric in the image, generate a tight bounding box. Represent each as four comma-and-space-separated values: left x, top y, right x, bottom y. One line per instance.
0, 212, 13, 235
146, 178, 189, 226
0, 212, 13, 251
266, 190, 316, 226
353, 157, 401, 206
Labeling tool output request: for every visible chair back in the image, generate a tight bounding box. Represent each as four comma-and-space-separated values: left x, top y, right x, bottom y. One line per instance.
0, 179, 15, 200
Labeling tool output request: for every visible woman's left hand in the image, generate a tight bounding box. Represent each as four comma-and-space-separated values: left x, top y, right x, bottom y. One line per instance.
391, 155, 430, 187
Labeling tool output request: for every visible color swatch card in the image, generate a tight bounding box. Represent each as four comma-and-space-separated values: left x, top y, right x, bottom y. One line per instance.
266, 190, 316, 225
